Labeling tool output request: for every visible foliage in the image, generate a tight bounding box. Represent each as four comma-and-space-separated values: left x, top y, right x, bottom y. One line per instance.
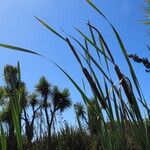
0, 0, 150, 150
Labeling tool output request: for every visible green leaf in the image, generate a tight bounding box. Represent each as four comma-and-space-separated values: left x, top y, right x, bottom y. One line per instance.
0, 44, 43, 57
35, 17, 66, 41
75, 29, 113, 64
86, 0, 107, 20
0, 124, 7, 150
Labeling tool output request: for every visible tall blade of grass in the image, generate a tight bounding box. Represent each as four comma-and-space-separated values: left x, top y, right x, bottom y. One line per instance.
86, 0, 147, 115
112, 87, 141, 145
87, 23, 115, 64
99, 37, 110, 73
82, 78, 86, 93
75, 29, 114, 63
0, 44, 43, 57
74, 38, 125, 120
86, 0, 107, 20
144, 119, 150, 147
83, 67, 107, 109
35, 17, 66, 41
0, 124, 7, 150
112, 88, 120, 122
115, 65, 142, 122
66, 38, 108, 109
138, 98, 150, 118
74, 109, 83, 131
84, 38, 91, 67
88, 21, 101, 62
71, 36, 112, 83
17, 62, 21, 82
81, 39, 106, 101
86, 1, 148, 120
9, 65, 23, 150
66, 38, 83, 68
10, 97, 23, 150
78, 50, 107, 114
111, 26, 144, 99
112, 26, 150, 121
53, 63, 106, 129
87, 61, 105, 99
103, 122, 113, 150
119, 104, 127, 149
53, 63, 91, 107
104, 78, 114, 119
123, 100, 149, 148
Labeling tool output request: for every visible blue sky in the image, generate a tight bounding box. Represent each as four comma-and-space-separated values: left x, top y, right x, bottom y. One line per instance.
0, 0, 150, 124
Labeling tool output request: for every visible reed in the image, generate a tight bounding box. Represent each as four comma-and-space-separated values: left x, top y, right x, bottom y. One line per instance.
0, 0, 150, 149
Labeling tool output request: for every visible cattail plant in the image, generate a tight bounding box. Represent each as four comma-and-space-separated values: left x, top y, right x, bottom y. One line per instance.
0, 0, 150, 150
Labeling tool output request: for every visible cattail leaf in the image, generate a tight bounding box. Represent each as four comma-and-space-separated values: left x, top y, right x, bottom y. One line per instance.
88, 21, 101, 62
82, 67, 107, 109
111, 26, 147, 111
99, 37, 110, 73
82, 78, 86, 93
87, 23, 115, 64
86, 0, 107, 20
66, 38, 83, 68
17, 61, 21, 82
84, 38, 91, 65
35, 17, 66, 41
75, 28, 113, 63
53, 62, 103, 121
80, 51, 107, 101
70, 36, 113, 85
10, 97, 23, 150
53, 63, 91, 106
0, 44, 43, 57
104, 78, 114, 119
0, 124, 7, 150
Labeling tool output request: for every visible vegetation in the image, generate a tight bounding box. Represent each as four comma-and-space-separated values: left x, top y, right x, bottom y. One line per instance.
0, 64, 72, 149
0, 0, 150, 150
